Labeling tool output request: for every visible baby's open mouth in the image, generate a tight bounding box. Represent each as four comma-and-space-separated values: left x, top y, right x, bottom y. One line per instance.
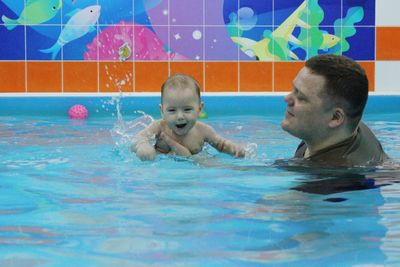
176, 123, 187, 129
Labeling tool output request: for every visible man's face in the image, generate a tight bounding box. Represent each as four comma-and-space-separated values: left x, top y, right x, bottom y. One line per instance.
160, 87, 203, 136
281, 67, 334, 143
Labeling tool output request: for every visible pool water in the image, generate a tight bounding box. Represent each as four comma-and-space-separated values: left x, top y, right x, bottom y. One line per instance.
0, 97, 400, 266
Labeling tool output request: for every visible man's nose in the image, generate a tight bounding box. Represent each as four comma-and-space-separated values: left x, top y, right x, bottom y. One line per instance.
284, 92, 294, 105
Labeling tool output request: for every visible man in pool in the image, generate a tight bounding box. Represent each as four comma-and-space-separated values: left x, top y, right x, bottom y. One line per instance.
131, 74, 245, 161
281, 54, 388, 167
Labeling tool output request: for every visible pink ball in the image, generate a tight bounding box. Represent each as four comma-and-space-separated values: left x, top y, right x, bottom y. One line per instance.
68, 104, 88, 120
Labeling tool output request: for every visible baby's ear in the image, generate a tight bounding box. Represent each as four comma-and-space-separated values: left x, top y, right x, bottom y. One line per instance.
159, 104, 164, 117
199, 102, 204, 112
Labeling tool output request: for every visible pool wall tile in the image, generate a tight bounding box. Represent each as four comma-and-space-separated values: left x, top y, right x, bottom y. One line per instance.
358, 61, 375, 91
170, 62, 204, 91
273, 62, 304, 92
135, 62, 169, 92
376, 0, 400, 26
0, 62, 25, 92
1, 1, 400, 94
342, 27, 375, 61
63, 62, 98, 93
27, 62, 62, 93
376, 27, 400, 60
0, 26, 25, 60
375, 61, 400, 93
239, 62, 273, 92
205, 62, 238, 92
99, 62, 134, 93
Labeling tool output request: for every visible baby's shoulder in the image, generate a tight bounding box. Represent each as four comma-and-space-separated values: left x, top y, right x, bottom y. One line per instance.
144, 119, 163, 133
195, 121, 216, 135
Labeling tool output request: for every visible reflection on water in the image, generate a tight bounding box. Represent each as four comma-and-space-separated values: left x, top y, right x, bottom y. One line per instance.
0, 113, 399, 266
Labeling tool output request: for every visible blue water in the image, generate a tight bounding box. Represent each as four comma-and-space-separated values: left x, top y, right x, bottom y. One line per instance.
0, 96, 400, 266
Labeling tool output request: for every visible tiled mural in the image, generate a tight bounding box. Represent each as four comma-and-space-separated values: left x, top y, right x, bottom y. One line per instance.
0, 0, 398, 93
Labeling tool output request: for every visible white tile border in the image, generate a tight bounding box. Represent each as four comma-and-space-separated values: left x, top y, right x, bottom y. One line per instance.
376, 0, 400, 26
375, 61, 400, 93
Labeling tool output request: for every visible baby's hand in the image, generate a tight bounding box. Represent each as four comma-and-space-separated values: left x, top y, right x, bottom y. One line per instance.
135, 142, 157, 161
159, 132, 191, 157
159, 132, 176, 147
233, 145, 246, 158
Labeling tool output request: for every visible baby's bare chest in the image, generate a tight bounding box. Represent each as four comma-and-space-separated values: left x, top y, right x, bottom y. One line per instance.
157, 128, 206, 154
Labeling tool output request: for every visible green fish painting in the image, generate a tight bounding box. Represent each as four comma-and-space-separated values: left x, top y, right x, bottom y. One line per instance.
2, 0, 62, 30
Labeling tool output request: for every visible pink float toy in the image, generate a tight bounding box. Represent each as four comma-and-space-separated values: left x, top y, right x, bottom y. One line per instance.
68, 104, 88, 120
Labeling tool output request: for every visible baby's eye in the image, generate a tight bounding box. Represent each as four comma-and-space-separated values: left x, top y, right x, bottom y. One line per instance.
167, 109, 176, 112
184, 108, 193, 112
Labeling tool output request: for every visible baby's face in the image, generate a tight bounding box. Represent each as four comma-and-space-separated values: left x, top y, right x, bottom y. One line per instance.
161, 87, 202, 136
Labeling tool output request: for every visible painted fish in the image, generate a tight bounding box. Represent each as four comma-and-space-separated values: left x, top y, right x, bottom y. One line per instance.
320, 33, 340, 51
2, 0, 62, 30
40, 5, 101, 60
231, 0, 309, 60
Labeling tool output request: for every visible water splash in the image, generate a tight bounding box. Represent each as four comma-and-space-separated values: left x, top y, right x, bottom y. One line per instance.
110, 111, 154, 160
244, 142, 258, 160
108, 76, 154, 160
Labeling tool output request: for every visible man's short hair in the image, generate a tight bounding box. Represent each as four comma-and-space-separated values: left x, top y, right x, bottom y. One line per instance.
161, 74, 201, 103
305, 54, 368, 129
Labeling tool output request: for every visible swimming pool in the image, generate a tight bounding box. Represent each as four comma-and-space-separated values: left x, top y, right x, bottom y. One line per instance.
0, 96, 399, 266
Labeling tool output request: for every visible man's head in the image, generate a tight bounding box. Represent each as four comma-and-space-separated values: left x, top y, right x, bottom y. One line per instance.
160, 74, 203, 136
305, 54, 368, 127
281, 54, 369, 147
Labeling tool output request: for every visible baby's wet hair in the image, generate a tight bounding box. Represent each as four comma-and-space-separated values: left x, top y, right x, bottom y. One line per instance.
161, 74, 201, 103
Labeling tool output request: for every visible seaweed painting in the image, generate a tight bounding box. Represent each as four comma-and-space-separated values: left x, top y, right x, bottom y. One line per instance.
229, 0, 364, 61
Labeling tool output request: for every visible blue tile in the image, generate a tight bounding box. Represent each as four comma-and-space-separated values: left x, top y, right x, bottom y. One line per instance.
343, 27, 375, 60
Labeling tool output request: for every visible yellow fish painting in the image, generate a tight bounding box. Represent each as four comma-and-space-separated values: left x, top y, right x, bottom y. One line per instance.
2, 0, 62, 30
320, 33, 340, 50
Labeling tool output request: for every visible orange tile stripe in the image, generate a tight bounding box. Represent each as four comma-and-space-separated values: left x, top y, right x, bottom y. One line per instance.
27, 61, 62, 93
135, 62, 168, 92
274, 62, 304, 92
64, 61, 98, 93
240, 62, 273, 92
0, 60, 376, 93
99, 61, 134, 93
0, 62, 25, 93
205, 62, 238, 92
376, 27, 400, 60
358, 61, 375, 91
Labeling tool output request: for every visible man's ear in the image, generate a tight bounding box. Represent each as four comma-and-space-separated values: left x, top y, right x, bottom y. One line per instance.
329, 107, 345, 128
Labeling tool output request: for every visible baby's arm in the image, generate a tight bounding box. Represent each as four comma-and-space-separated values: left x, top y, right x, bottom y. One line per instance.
131, 121, 161, 161
201, 123, 245, 157
159, 132, 192, 157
